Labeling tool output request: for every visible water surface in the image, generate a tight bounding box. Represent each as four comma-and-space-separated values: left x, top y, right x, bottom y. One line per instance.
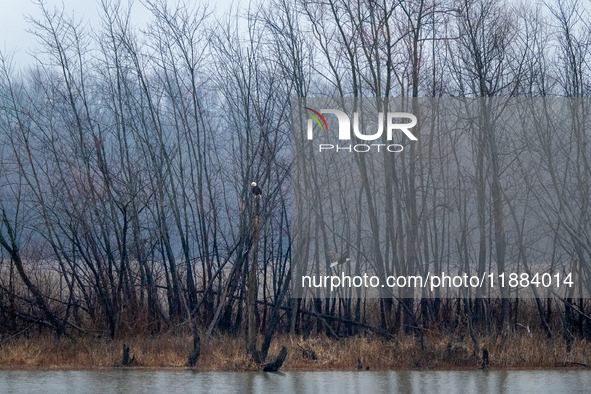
0, 369, 589, 393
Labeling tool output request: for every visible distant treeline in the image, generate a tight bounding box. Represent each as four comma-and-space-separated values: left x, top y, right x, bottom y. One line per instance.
0, 0, 590, 356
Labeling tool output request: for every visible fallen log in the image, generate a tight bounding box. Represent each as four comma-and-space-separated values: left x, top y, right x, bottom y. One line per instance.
262, 346, 287, 372
255, 299, 394, 339
560, 361, 588, 368
182, 290, 394, 339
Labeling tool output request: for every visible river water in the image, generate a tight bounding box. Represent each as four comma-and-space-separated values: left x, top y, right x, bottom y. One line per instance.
0, 370, 589, 393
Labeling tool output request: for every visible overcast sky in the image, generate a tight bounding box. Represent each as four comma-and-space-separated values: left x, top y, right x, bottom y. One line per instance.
0, 0, 233, 66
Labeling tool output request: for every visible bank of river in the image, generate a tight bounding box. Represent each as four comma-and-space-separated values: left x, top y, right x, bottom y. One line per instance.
0, 334, 589, 371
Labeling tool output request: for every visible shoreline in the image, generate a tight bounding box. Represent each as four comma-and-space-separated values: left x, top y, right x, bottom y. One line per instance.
0, 365, 588, 372
0, 334, 588, 372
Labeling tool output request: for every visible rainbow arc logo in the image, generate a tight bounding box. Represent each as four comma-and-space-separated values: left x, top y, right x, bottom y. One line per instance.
304, 107, 328, 132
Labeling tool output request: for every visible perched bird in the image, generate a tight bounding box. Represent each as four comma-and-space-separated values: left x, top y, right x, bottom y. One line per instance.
251, 182, 262, 196
357, 357, 363, 370
328, 250, 350, 268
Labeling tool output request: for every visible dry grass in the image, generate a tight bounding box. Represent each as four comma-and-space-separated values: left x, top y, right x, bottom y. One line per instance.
0, 332, 589, 371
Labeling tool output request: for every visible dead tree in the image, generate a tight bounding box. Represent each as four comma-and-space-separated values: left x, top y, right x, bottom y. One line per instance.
247, 195, 261, 356
187, 325, 201, 367
120, 344, 134, 366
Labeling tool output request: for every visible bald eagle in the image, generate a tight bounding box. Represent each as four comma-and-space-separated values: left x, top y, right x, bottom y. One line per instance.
251, 182, 262, 196
328, 250, 350, 268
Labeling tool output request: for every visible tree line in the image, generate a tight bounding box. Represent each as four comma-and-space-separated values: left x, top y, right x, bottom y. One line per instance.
0, 0, 590, 356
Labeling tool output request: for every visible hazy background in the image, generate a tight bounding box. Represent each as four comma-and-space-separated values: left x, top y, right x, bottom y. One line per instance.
0, 0, 233, 66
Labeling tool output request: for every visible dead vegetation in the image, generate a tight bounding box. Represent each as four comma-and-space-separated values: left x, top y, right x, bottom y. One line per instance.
0, 332, 588, 371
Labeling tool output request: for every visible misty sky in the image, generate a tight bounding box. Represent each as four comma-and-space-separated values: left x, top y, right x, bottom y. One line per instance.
0, 0, 233, 66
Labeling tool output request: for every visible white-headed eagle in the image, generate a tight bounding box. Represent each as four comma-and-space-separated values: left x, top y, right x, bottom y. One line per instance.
328, 250, 350, 268
251, 182, 262, 196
